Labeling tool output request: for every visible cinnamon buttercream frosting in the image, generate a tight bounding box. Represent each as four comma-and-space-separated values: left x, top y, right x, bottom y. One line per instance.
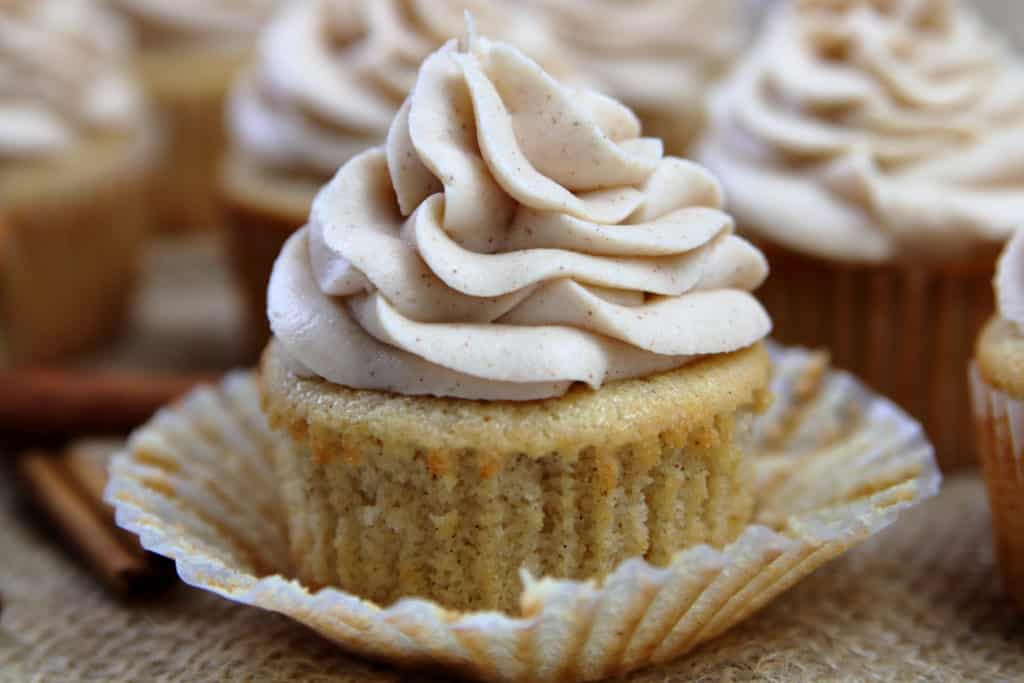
107, 0, 279, 45
267, 27, 771, 400
230, 0, 564, 176
532, 0, 742, 122
699, 0, 1024, 263
0, 0, 145, 160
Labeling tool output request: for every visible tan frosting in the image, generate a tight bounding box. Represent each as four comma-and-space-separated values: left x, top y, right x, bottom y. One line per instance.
698, 0, 1024, 264
0, 0, 144, 160
268, 28, 771, 400
108, 0, 278, 42
230, 0, 564, 176
996, 228, 1024, 333
532, 0, 742, 117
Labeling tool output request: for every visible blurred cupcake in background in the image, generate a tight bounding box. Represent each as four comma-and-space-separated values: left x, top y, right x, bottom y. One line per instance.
972, 228, 1024, 608
529, 0, 745, 155
222, 0, 566, 350
698, 0, 1024, 469
0, 0, 157, 364
106, 0, 281, 232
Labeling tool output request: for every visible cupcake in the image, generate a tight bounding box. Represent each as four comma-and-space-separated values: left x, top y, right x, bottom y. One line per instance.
106, 0, 280, 232
0, 0, 157, 364
972, 228, 1024, 608
223, 0, 569, 350
529, 0, 745, 156
698, 0, 1024, 469
260, 24, 773, 612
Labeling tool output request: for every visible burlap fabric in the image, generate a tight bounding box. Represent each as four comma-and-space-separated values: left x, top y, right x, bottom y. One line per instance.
1, 238, 1023, 681
2, 475, 1021, 682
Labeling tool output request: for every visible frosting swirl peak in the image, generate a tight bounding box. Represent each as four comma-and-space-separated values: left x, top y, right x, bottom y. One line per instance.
269, 29, 771, 400
699, 0, 1024, 263
230, 0, 565, 177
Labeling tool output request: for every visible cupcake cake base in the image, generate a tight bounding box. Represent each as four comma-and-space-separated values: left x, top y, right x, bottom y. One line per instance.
0, 131, 156, 364
107, 345, 940, 682
261, 342, 770, 611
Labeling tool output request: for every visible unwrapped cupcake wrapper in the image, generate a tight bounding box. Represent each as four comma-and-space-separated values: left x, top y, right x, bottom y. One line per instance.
969, 364, 1024, 608
759, 243, 996, 471
107, 346, 940, 683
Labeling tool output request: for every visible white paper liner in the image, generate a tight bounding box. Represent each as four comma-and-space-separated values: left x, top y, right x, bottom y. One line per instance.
107, 346, 941, 682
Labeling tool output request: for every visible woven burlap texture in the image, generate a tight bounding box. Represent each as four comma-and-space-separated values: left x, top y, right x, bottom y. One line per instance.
1, 474, 1021, 682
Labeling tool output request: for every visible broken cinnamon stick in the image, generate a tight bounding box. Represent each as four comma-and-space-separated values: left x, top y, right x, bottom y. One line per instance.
17, 449, 171, 595
0, 370, 214, 435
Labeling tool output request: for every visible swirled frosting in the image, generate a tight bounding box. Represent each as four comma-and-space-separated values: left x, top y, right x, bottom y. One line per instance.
230, 0, 565, 177
107, 0, 279, 45
996, 228, 1024, 334
532, 0, 742, 120
0, 0, 145, 160
698, 0, 1024, 263
268, 29, 771, 400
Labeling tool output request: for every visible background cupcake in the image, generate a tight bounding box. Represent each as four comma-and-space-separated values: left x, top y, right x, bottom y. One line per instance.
222, 0, 566, 350
698, 0, 1024, 469
106, 0, 280, 232
0, 0, 157, 364
261, 27, 772, 610
972, 228, 1024, 608
529, 0, 745, 155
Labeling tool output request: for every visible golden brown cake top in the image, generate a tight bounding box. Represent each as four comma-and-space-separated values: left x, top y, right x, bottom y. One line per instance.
0, 0, 146, 162
267, 24, 772, 401
261, 339, 771, 456
698, 0, 1024, 265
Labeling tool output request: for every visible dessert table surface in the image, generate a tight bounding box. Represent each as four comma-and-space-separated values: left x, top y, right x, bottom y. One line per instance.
1, 237, 1022, 682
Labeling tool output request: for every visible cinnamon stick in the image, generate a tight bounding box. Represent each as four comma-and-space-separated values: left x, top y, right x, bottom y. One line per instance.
64, 441, 123, 522
17, 449, 171, 595
0, 370, 213, 435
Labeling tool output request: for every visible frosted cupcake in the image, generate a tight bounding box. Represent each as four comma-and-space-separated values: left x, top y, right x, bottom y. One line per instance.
260, 24, 773, 611
698, 0, 1024, 469
223, 0, 567, 349
106, 0, 280, 231
972, 228, 1024, 608
0, 0, 156, 363
530, 0, 744, 155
